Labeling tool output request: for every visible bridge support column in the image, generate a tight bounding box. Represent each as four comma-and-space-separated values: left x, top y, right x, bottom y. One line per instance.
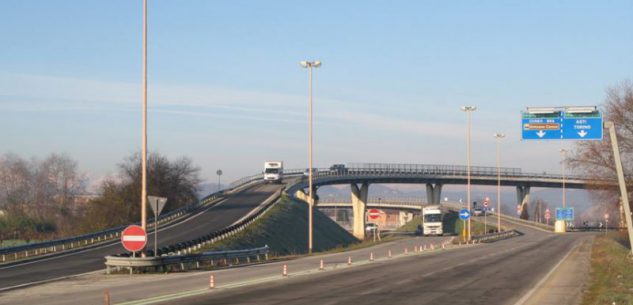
425, 183, 443, 205
351, 183, 369, 240
294, 187, 319, 206
516, 186, 531, 219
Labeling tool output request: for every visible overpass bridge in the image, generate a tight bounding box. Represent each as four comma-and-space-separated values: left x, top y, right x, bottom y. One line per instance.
288, 163, 601, 239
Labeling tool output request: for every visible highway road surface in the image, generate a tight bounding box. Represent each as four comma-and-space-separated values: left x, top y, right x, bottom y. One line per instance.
0, 217, 594, 305
0, 182, 283, 291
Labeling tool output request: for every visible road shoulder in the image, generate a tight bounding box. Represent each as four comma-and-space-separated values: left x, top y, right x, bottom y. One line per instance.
517, 236, 593, 305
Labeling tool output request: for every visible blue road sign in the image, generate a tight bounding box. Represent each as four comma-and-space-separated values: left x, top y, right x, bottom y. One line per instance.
521, 111, 603, 141
555, 208, 574, 221
459, 208, 471, 221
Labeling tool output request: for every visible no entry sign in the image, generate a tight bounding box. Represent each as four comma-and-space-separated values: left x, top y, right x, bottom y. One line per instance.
121, 225, 147, 252
368, 209, 381, 220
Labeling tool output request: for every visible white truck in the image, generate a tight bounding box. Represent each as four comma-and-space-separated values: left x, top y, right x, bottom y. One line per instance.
263, 161, 283, 184
422, 205, 443, 236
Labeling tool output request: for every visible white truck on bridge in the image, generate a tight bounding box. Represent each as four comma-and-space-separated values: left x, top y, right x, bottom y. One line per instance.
263, 161, 283, 184
422, 205, 443, 236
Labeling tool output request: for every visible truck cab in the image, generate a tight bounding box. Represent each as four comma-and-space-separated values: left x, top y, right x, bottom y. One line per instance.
422, 205, 443, 236
263, 161, 283, 184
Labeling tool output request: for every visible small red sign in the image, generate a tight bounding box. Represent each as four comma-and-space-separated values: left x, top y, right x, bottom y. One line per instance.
484, 197, 490, 207
368, 209, 381, 220
121, 225, 147, 252
544, 209, 551, 220
604, 213, 609, 219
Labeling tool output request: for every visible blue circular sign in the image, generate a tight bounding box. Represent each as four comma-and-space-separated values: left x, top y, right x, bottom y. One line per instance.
459, 208, 471, 220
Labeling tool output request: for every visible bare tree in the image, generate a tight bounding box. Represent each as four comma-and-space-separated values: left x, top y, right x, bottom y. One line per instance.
568, 81, 633, 224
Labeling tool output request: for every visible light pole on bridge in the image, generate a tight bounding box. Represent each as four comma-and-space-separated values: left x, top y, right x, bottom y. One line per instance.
461, 106, 477, 241
494, 133, 505, 232
300, 60, 321, 254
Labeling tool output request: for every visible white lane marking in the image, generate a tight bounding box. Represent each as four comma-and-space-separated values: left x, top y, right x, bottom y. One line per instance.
512, 240, 579, 305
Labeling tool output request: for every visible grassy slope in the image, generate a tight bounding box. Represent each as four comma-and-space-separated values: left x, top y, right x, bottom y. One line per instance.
200, 196, 358, 256
581, 233, 633, 305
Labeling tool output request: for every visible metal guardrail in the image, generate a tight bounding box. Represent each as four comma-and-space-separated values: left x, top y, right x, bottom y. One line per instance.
117, 188, 284, 258
472, 230, 521, 243
0, 173, 271, 264
105, 246, 270, 273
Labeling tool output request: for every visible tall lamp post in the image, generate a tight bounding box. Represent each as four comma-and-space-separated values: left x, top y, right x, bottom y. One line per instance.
560, 148, 567, 209
300, 60, 321, 254
140, 0, 149, 256
216, 169, 223, 192
494, 133, 505, 232
461, 106, 476, 241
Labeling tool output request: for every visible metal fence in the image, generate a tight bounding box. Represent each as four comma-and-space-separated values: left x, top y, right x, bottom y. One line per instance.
105, 246, 270, 273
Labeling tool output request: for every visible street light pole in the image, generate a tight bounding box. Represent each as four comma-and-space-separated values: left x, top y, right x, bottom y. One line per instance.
300, 60, 321, 254
141, 0, 148, 253
461, 106, 476, 241
560, 148, 567, 208
216, 169, 223, 192
494, 133, 505, 232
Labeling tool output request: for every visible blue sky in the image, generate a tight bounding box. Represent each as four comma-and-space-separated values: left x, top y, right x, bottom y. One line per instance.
1, 0, 632, 185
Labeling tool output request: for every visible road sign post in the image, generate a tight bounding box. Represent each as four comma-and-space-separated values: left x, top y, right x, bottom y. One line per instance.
459, 208, 471, 241
148, 196, 167, 256
544, 208, 551, 225
483, 197, 490, 233
368, 209, 381, 220
121, 225, 147, 254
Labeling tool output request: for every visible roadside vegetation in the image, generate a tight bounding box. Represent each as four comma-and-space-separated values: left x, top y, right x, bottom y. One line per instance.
198, 197, 358, 256
582, 233, 633, 305
0, 151, 200, 244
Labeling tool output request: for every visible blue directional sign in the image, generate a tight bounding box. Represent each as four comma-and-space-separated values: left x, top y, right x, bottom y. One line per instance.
521, 111, 603, 141
459, 208, 471, 221
555, 208, 574, 221
561, 112, 603, 140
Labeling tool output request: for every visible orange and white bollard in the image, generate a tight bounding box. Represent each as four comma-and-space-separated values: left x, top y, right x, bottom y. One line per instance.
370, 252, 374, 261
209, 275, 215, 289
319, 259, 324, 271
388, 249, 392, 258
404, 247, 408, 254
103, 289, 111, 305
347, 256, 352, 265
282, 264, 288, 277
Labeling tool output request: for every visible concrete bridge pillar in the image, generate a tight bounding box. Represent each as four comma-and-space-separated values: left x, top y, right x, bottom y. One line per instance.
516, 186, 531, 219
351, 183, 369, 240
425, 183, 443, 205
294, 187, 319, 206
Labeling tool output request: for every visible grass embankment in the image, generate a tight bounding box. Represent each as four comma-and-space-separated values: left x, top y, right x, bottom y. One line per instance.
581, 233, 633, 305
199, 196, 358, 256
399, 211, 496, 239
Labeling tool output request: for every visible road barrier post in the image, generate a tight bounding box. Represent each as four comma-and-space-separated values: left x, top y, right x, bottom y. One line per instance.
347, 256, 352, 265
209, 275, 215, 289
388, 250, 392, 258
282, 264, 288, 277
103, 289, 111, 305
370, 252, 374, 261
319, 259, 324, 270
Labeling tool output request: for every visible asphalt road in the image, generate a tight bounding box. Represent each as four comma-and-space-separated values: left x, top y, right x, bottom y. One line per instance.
0, 182, 283, 291
169, 221, 593, 305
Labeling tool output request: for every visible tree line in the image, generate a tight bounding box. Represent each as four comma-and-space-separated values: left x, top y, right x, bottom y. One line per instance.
0, 152, 200, 243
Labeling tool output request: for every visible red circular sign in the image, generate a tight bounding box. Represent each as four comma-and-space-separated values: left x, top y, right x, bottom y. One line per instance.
604, 213, 609, 219
544, 209, 551, 220
484, 197, 490, 207
121, 225, 147, 252
368, 209, 381, 220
